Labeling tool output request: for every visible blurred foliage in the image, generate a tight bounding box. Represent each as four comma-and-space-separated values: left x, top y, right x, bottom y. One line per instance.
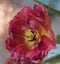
45, 55, 60, 64
34, 0, 60, 16
57, 34, 60, 43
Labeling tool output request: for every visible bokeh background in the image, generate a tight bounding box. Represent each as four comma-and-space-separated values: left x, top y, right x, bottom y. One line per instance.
0, 0, 60, 64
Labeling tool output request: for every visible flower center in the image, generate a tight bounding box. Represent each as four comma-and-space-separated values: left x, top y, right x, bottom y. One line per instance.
25, 29, 39, 49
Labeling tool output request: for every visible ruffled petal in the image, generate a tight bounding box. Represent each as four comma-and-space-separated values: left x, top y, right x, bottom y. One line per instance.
5, 4, 56, 62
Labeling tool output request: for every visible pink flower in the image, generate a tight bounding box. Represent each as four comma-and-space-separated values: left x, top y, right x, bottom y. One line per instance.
5, 4, 56, 63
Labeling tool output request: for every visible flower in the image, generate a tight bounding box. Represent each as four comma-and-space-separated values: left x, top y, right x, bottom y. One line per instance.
5, 4, 56, 62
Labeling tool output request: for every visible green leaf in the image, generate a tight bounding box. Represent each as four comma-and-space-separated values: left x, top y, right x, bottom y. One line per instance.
57, 34, 60, 44
34, 0, 60, 16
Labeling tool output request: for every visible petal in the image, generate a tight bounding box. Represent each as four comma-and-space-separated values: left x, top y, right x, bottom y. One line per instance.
9, 6, 32, 36
26, 47, 40, 60
5, 36, 17, 52
5, 36, 25, 52
40, 36, 54, 51
11, 44, 30, 60
34, 4, 46, 22
33, 4, 48, 29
